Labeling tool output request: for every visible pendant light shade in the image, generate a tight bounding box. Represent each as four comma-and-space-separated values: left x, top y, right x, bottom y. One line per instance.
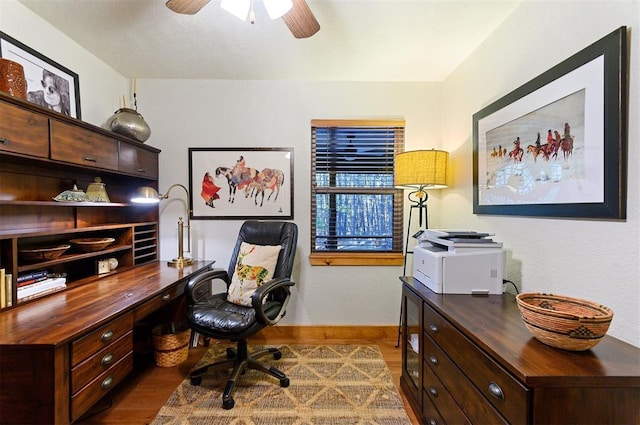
221, 0, 293, 21
221, 0, 251, 20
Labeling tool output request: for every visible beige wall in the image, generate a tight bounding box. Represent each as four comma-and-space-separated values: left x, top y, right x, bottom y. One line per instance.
441, 0, 640, 347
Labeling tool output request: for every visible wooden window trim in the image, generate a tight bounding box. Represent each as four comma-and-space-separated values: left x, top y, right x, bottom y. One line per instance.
309, 252, 404, 266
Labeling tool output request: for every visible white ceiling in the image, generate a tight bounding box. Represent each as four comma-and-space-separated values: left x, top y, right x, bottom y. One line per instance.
17, 0, 520, 81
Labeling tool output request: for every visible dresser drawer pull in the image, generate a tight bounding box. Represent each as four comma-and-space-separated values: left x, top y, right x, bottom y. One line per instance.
429, 386, 438, 397
427, 418, 437, 425
488, 382, 504, 401
162, 293, 171, 301
101, 353, 114, 366
137, 168, 146, 173
101, 375, 114, 391
101, 330, 115, 342
429, 323, 439, 333
429, 355, 438, 366
0, 137, 8, 145
83, 156, 97, 163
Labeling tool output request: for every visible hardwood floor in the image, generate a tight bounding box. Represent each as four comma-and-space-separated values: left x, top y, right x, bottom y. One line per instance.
76, 330, 420, 424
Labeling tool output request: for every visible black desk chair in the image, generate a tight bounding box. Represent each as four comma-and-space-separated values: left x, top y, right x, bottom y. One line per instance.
185, 220, 298, 409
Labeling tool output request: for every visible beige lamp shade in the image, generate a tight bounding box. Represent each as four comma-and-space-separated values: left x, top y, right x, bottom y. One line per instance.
394, 149, 449, 189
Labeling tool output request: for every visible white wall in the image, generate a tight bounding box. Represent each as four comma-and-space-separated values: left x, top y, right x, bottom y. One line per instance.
0, 1, 129, 125
3, 0, 638, 347
138, 79, 442, 326
441, 0, 640, 347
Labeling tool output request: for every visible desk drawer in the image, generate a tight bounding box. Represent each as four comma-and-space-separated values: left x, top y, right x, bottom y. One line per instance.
424, 333, 507, 424
72, 313, 133, 365
70, 352, 133, 422
422, 388, 446, 425
423, 360, 470, 425
133, 281, 186, 321
71, 331, 132, 394
0, 101, 49, 158
424, 304, 529, 424
50, 120, 118, 170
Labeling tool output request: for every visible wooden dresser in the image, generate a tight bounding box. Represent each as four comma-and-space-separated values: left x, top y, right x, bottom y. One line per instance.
0, 260, 213, 424
400, 277, 640, 424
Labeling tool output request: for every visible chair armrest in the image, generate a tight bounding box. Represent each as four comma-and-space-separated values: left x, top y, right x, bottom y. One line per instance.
185, 268, 230, 304
251, 277, 295, 325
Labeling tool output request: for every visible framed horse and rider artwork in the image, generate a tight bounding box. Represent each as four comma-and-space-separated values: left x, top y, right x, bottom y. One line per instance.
473, 26, 627, 219
188, 147, 294, 220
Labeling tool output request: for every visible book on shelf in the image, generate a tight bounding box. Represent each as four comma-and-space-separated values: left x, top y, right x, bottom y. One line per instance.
1, 268, 5, 308
17, 270, 48, 283
17, 277, 66, 301
5, 273, 12, 307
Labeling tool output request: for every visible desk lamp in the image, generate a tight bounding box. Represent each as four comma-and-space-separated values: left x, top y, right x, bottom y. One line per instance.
131, 184, 194, 268
394, 149, 449, 273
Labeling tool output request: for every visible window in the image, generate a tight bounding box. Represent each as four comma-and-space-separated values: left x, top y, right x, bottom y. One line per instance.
310, 119, 405, 266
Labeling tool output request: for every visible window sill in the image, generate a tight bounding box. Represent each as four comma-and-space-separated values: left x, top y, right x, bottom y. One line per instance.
309, 252, 404, 266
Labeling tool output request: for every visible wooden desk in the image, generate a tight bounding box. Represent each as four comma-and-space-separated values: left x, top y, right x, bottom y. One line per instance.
0, 260, 213, 425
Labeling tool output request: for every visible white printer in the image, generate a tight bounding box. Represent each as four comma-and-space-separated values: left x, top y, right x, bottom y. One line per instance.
412, 230, 505, 295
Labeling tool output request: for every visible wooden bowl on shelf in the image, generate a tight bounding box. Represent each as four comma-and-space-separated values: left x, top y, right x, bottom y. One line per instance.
516, 292, 613, 351
69, 237, 115, 252
19, 244, 70, 262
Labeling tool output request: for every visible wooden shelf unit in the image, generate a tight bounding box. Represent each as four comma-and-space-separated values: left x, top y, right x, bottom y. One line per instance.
0, 92, 160, 310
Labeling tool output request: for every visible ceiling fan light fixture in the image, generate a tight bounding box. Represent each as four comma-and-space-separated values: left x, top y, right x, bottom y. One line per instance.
221, 0, 251, 21
264, 0, 293, 19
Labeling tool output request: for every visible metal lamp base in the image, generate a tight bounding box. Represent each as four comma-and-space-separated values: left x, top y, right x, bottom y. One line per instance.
168, 257, 195, 268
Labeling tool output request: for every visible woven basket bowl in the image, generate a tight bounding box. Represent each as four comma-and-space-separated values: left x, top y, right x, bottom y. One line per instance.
516, 293, 613, 351
151, 325, 191, 367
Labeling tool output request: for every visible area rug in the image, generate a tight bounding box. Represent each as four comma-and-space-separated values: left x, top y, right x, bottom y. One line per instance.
152, 344, 412, 425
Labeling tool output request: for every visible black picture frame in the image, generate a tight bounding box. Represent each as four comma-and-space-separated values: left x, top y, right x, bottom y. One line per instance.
189, 147, 294, 220
473, 26, 627, 219
0, 31, 81, 119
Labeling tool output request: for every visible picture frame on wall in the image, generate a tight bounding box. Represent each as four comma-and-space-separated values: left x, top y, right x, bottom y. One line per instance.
0, 31, 81, 119
189, 147, 294, 220
472, 26, 627, 219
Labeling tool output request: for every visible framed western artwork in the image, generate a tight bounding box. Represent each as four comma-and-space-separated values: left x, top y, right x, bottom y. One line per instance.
0, 31, 81, 119
189, 147, 294, 220
473, 26, 627, 219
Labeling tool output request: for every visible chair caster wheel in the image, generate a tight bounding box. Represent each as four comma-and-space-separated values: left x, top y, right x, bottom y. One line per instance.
190, 375, 202, 386
223, 398, 235, 409
280, 377, 290, 387
273, 351, 282, 360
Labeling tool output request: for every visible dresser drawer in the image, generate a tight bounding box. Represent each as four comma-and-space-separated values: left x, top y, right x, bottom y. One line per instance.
70, 352, 133, 422
0, 101, 49, 158
424, 304, 529, 424
133, 281, 186, 321
118, 142, 158, 178
72, 313, 133, 365
50, 120, 118, 170
423, 360, 470, 425
71, 331, 133, 394
422, 389, 446, 425
424, 333, 507, 424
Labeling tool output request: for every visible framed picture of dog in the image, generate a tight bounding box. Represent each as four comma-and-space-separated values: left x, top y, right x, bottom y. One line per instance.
472, 26, 627, 219
0, 31, 81, 119
188, 147, 294, 220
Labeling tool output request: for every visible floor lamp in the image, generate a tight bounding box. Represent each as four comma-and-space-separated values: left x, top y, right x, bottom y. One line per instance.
394, 149, 449, 345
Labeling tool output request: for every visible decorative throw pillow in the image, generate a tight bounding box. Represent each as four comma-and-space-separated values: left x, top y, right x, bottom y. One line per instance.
227, 242, 281, 307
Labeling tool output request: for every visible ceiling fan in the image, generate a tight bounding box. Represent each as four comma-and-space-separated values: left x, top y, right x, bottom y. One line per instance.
165, 0, 320, 39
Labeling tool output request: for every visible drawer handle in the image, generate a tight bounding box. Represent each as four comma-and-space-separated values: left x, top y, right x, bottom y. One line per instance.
101, 352, 114, 366
101, 375, 114, 391
83, 156, 97, 163
488, 382, 504, 401
101, 330, 115, 342
429, 355, 438, 366
0, 137, 8, 145
429, 386, 438, 398
427, 418, 437, 425
162, 293, 171, 301
429, 323, 439, 333
137, 168, 146, 173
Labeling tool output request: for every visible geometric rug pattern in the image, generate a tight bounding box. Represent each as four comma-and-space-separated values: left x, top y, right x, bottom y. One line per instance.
151, 344, 412, 425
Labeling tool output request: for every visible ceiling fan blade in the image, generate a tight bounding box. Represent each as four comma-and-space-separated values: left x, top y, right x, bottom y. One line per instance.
165, 0, 211, 15
282, 0, 320, 39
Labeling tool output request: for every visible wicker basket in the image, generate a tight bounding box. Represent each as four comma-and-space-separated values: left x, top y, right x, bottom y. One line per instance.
516, 293, 613, 351
151, 325, 191, 367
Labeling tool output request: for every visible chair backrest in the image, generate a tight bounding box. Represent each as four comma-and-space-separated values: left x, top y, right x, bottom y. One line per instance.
227, 221, 298, 280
